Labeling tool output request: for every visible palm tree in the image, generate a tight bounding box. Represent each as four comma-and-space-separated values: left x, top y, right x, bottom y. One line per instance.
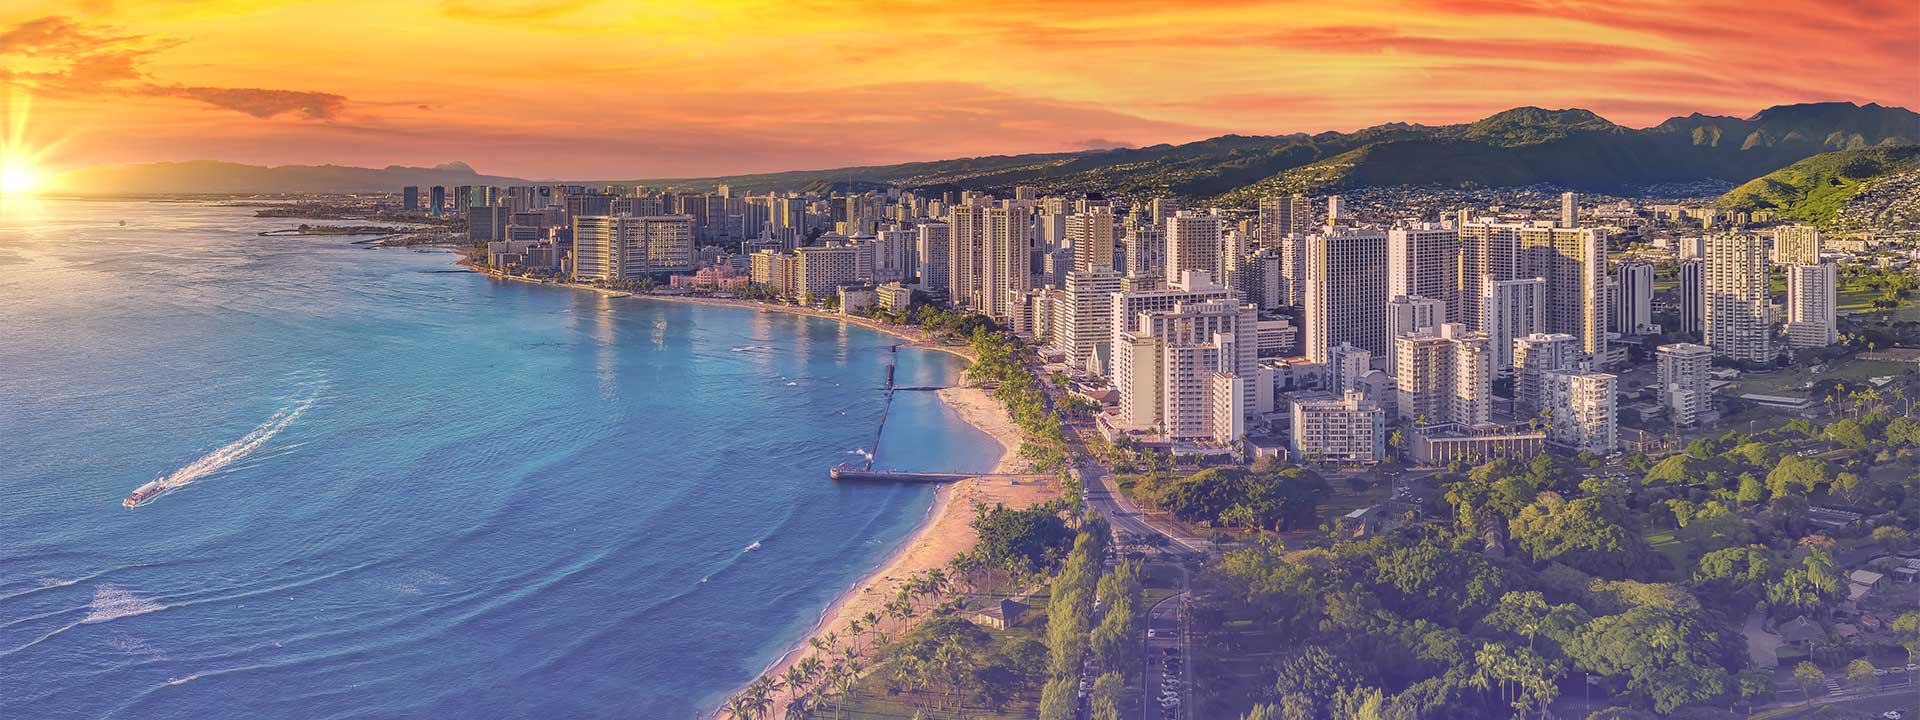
721, 693, 756, 720
923, 568, 949, 601
783, 664, 812, 706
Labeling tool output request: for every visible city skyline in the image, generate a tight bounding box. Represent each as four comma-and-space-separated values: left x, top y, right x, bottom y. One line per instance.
0, 0, 1914, 180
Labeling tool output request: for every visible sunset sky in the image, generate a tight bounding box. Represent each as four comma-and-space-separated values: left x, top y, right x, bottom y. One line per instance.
1, 0, 1914, 179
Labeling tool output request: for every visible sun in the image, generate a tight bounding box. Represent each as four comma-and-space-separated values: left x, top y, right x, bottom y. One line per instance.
1, 161, 41, 195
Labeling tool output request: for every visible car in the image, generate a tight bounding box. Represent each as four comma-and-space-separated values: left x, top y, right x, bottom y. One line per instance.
1879, 711, 1902, 720
1147, 629, 1159, 638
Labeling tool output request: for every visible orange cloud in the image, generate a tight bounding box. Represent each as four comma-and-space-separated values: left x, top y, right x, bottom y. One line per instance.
0, 0, 1910, 178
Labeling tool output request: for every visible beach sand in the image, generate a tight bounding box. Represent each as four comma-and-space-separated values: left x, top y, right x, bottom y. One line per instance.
740, 386, 1055, 719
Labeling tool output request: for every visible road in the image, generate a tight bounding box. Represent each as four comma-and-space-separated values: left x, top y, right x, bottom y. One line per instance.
1140, 567, 1190, 720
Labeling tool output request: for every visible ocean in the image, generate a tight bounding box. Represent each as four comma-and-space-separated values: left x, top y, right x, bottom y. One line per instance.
0, 199, 1001, 719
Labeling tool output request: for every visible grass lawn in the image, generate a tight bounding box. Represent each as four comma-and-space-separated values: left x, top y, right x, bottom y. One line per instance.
1643, 529, 1699, 578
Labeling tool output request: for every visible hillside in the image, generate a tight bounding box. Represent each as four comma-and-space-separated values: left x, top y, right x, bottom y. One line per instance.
52, 102, 1919, 199
658, 102, 1918, 201
1714, 144, 1920, 229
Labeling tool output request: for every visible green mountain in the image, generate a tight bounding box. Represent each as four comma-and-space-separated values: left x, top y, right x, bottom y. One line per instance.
1713, 144, 1920, 229
659, 102, 1918, 202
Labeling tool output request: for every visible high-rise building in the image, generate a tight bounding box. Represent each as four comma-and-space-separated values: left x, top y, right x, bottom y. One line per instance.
916, 222, 951, 298
1559, 192, 1578, 228
1456, 219, 1523, 327
1785, 262, 1838, 348
1541, 369, 1616, 454
1304, 228, 1390, 363
1325, 195, 1344, 226
1111, 299, 1257, 441
570, 215, 695, 282
1051, 269, 1124, 368
1513, 332, 1577, 417
1163, 212, 1224, 286
467, 204, 509, 242
1679, 260, 1704, 336
1519, 225, 1608, 359
1258, 193, 1310, 249
1149, 197, 1180, 226
1386, 295, 1446, 375
429, 186, 446, 216
1277, 231, 1309, 307
981, 205, 1034, 322
1656, 343, 1713, 427
1388, 223, 1462, 322
1067, 208, 1117, 272
1121, 218, 1165, 280
1393, 323, 1492, 427
1481, 278, 1546, 374
572, 215, 613, 281
1616, 262, 1654, 335
1231, 248, 1284, 310
1704, 233, 1772, 363
869, 228, 912, 284
1328, 343, 1372, 394
1678, 236, 1706, 260
1110, 271, 1236, 341
948, 204, 986, 311
402, 186, 419, 211
1289, 391, 1385, 464
1773, 225, 1820, 266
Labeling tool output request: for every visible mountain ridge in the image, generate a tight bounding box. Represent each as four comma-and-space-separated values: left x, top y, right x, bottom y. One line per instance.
52, 102, 1919, 198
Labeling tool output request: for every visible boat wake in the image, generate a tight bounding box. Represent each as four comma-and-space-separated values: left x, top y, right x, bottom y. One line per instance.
124, 393, 318, 508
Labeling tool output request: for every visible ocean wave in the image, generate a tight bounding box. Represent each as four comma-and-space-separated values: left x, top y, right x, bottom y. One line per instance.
83, 585, 166, 623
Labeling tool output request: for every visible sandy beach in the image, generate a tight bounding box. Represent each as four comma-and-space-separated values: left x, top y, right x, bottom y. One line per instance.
458, 260, 975, 361
738, 385, 1054, 718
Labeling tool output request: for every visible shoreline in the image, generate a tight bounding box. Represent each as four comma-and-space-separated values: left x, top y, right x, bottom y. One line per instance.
456, 259, 976, 362
737, 385, 1046, 720
445, 260, 1044, 718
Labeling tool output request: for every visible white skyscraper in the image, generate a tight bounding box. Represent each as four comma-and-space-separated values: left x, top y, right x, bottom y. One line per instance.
1386, 295, 1446, 376
916, 222, 951, 298
1541, 369, 1616, 454
1773, 225, 1820, 266
981, 205, 1033, 322
1785, 262, 1837, 348
1067, 207, 1117, 273
1656, 343, 1713, 427
1393, 323, 1492, 427
1513, 332, 1578, 417
1329, 343, 1372, 394
1559, 191, 1579, 228
1052, 269, 1124, 368
1163, 212, 1224, 287
1304, 228, 1390, 362
1482, 277, 1546, 374
1519, 225, 1608, 360
1388, 223, 1463, 322
1704, 233, 1772, 363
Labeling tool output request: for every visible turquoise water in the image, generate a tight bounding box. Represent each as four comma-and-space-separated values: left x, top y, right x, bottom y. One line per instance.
0, 199, 1000, 719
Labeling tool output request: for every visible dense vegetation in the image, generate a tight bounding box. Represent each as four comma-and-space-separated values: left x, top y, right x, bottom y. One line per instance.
1124, 457, 1332, 532
1713, 144, 1920, 229
1185, 407, 1920, 719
